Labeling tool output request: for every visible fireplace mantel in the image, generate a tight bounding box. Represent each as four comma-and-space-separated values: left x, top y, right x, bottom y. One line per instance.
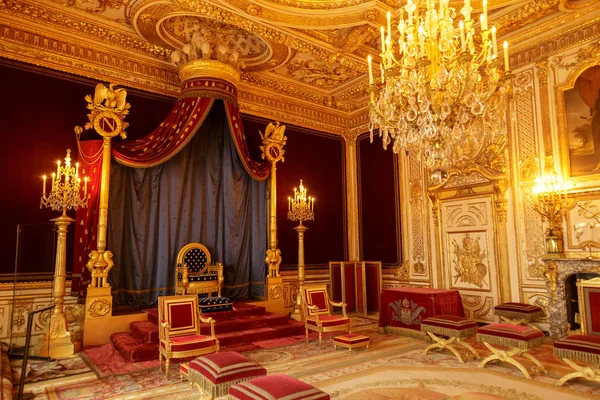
544, 258, 600, 338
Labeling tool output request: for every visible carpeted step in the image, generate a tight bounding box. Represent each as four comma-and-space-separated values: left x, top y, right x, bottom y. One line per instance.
110, 332, 158, 363
145, 302, 266, 325
201, 312, 290, 335
130, 321, 159, 344
218, 320, 306, 347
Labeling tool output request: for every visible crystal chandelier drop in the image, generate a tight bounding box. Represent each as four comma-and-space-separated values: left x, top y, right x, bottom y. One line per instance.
368, 0, 512, 171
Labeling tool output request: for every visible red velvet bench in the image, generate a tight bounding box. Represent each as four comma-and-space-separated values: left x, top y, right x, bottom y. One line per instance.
553, 334, 600, 386
333, 333, 369, 353
494, 302, 543, 330
477, 323, 546, 379
227, 374, 330, 400
187, 351, 266, 400
421, 315, 479, 363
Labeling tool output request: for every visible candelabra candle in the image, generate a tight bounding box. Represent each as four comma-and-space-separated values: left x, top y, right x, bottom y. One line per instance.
287, 179, 315, 223
40, 149, 88, 212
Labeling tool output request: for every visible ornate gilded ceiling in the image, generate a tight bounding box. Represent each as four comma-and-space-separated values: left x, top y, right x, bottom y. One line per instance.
1, 0, 599, 134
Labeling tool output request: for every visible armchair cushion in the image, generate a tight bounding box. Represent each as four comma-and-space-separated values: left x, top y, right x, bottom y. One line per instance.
185, 247, 210, 274
306, 316, 351, 328
160, 334, 218, 352
190, 351, 266, 384
199, 296, 233, 313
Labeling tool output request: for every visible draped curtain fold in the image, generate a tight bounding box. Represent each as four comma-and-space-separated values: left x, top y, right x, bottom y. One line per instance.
72, 77, 270, 305
108, 103, 267, 305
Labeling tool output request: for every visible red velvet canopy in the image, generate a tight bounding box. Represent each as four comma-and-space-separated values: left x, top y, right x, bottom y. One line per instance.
72, 75, 270, 294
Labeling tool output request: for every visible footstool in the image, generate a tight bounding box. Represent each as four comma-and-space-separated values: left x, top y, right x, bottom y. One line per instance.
333, 333, 369, 353
421, 315, 479, 363
553, 334, 600, 386
227, 374, 330, 399
477, 323, 546, 379
180, 362, 190, 385
494, 302, 544, 330
188, 351, 266, 400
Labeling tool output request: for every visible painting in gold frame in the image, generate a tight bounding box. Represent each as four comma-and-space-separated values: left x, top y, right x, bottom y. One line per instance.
558, 63, 600, 185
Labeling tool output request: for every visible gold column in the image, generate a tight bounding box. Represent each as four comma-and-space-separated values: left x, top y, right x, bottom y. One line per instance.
493, 178, 513, 303
260, 122, 287, 313
82, 84, 131, 346
288, 180, 315, 321
37, 150, 87, 357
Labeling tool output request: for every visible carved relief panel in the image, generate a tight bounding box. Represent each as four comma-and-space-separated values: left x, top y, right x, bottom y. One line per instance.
440, 197, 499, 322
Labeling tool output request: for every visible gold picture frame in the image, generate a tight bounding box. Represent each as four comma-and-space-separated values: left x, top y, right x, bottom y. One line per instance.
557, 51, 600, 187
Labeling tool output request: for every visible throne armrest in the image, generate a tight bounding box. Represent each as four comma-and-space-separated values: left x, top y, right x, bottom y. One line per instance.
306, 304, 321, 323
160, 320, 171, 344
329, 300, 347, 317
176, 264, 189, 289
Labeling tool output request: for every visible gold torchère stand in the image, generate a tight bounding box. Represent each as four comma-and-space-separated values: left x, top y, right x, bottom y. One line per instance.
260, 122, 287, 313
37, 150, 88, 358
288, 180, 315, 321
81, 84, 131, 346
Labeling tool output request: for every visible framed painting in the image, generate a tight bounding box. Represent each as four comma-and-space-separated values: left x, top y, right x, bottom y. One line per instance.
558, 63, 600, 186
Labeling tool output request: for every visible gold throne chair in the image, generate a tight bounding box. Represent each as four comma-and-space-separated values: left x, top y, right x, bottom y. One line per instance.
175, 243, 224, 297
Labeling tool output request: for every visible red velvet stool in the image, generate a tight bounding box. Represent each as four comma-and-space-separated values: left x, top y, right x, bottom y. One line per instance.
494, 302, 544, 330
477, 323, 546, 379
333, 333, 369, 353
553, 334, 600, 386
227, 374, 330, 400
188, 351, 266, 400
421, 315, 479, 363
179, 362, 190, 384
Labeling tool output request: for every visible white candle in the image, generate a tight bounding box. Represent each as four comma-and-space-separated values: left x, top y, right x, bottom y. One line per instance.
491, 26, 497, 58
76, 162, 79, 178
407, 0, 413, 24
483, 0, 488, 28
480, 14, 487, 32
42, 175, 46, 195
464, 0, 471, 20
368, 55, 374, 85
57, 160, 60, 176
380, 64, 385, 83
503, 41, 509, 71
84, 176, 88, 195
419, 25, 426, 57
288, 197, 291, 211
459, 21, 465, 52
52, 173, 55, 189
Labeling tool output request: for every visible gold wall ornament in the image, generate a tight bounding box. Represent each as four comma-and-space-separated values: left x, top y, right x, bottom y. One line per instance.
37, 149, 88, 358
88, 299, 111, 317
287, 179, 315, 322
451, 234, 489, 289
544, 261, 559, 301
368, 3, 512, 172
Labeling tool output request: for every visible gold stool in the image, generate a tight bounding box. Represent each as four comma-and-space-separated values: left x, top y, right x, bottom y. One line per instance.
554, 334, 600, 386
421, 315, 479, 363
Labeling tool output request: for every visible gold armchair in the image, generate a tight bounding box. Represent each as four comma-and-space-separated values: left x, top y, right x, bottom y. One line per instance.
158, 295, 219, 378
175, 243, 224, 297
301, 284, 351, 347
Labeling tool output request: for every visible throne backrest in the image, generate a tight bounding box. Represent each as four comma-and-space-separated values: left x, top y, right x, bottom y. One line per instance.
302, 284, 332, 317
177, 243, 212, 274
158, 295, 200, 337
577, 277, 600, 336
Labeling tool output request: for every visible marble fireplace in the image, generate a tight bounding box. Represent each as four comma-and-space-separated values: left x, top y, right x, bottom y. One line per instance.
544, 258, 600, 338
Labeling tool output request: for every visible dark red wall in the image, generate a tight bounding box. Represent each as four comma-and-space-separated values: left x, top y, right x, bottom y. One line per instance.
357, 133, 401, 265
0, 61, 175, 279
242, 118, 346, 267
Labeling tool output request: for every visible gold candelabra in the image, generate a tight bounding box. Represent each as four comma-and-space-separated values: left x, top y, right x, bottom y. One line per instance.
367, 0, 512, 171
38, 149, 88, 358
532, 170, 572, 255
287, 179, 315, 321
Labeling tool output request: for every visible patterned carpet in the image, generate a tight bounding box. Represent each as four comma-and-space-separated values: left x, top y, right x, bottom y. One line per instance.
15, 318, 600, 400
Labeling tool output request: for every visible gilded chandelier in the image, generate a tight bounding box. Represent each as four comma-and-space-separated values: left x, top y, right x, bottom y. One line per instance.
287, 179, 315, 223
40, 149, 88, 212
368, 0, 512, 171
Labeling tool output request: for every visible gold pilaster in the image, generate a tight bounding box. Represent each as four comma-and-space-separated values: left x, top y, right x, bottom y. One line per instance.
260, 122, 287, 313
493, 178, 513, 303
81, 84, 131, 346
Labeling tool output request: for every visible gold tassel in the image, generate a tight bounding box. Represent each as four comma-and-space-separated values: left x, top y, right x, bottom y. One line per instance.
385, 326, 428, 340
422, 325, 477, 338
554, 348, 600, 365
495, 310, 544, 320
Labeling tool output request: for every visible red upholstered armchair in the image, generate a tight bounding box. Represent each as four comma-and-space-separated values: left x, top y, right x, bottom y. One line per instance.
577, 277, 600, 335
158, 295, 219, 378
301, 284, 351, 347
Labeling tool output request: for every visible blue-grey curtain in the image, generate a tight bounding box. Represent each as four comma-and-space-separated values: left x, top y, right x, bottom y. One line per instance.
108, 103, 267, 306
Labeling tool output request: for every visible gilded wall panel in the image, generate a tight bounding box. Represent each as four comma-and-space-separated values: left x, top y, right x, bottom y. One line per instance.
440, 197, 499, 322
